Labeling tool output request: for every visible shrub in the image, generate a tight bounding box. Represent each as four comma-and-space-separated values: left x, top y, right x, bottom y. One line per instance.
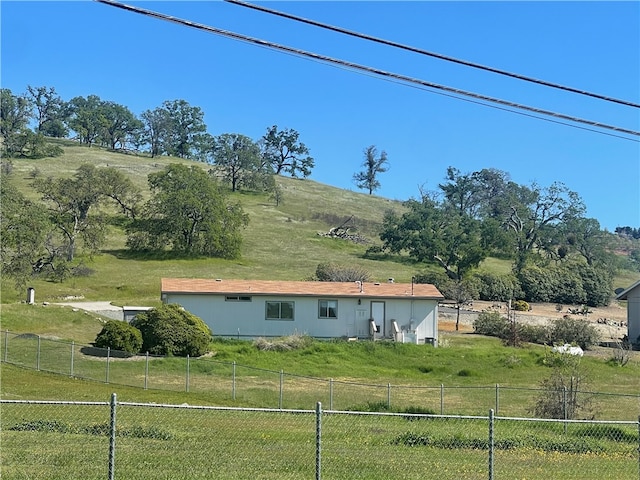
554, 270, 587, 305
512, 300, 530, 311
346, 401, 389, 412
474, 272, 523, 302
548, 317, 600, 350
577, 263, 613, 307
254, 334, 312, 351
402, 405, 436, 416
313, 262, 370, 282
517, 262, 613, 307
94, 320, 142, 354
0, 160, 13, 175
530, 353, 592, 419
413, 271, 450, 289
517, 323, 550, 345
131, 304, 212, 357
517, 265, 559, 303
473, 310, 509, 338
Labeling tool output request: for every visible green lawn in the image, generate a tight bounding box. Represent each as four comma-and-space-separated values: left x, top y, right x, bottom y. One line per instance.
1, 394, 636, 480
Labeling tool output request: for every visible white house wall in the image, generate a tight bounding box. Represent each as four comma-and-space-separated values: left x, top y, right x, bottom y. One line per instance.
164, 293, 438, 343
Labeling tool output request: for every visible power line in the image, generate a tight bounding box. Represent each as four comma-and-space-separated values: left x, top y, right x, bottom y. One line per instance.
225, 0, 640, 109
94, 0, 640, 139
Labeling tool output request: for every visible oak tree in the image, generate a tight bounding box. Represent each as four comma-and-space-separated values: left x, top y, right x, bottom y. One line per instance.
212, 133, 262, 191
261, 125, 314, 178
126, 164, 248, 258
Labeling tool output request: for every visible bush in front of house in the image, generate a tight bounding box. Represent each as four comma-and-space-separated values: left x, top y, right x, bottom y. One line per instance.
254, 334, 312, 351
517, 323, 550, 345
548, 316, 600, 350
131, 304, 212, 357
473, 311, 598, 349
473, 310, 510, 338
94, 320, 143, 354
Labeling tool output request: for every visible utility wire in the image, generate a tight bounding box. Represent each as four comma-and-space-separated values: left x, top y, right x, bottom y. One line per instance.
225, 0, 640, 109
368, 69, 639, 142
95, 0, 640, 139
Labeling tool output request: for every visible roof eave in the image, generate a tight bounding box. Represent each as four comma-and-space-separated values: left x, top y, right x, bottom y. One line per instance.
616, 279, 640, 300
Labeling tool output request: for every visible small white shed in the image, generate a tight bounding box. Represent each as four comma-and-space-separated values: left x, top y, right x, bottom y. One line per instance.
161, 278, 443, 345
616, 279, 640, 345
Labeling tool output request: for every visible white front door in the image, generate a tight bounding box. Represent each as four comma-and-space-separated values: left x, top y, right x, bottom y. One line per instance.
371, 301, 385, 338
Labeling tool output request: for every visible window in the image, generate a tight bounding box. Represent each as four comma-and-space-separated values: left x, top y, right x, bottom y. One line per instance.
266, 301, 294, 320
319, 300, 338, 318
225, 295, 252, 302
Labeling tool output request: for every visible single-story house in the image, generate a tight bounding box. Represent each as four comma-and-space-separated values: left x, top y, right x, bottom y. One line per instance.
161, 278, 444, 345
616, 279, 640, 345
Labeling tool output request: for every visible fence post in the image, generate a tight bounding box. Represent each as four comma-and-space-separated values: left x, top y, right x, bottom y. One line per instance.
279, 370, 284, 409
109, 393, 117, 480
563, 386, 568, 434
316, 402, 322, 480
329, 378, 333, 410
387, 383, 391, 410
37, 335, 41, 371
3, 330, 7, 363
186, 355, 190, 392
106, 347, 110, 384
440, 384, 444, 415
232, 361, 236, 400
144, 352, 149, 390
70, 341, 74, 377
488, 409, 494, 480
495, 384, 499, 414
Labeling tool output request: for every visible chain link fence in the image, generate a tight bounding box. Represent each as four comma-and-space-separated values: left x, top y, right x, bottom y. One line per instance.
3, 330, 639, 420
1, 396, 638, 479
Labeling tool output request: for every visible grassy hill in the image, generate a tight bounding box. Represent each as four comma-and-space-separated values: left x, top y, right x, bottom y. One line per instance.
2, 142, 436, 305
3, 141, 639, 301
3, 141, 638, 303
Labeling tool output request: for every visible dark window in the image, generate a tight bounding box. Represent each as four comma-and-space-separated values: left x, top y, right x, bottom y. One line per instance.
319, 300, 338, 318
266, 301, 294, 320
226, 296, 252, 302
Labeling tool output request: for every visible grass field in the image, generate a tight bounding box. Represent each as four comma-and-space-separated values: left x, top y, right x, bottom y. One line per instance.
1, 393, 637, 479
2, 306, 640, 420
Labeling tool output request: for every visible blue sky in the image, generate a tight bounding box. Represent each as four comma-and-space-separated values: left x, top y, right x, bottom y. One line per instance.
2, 1, 639, 230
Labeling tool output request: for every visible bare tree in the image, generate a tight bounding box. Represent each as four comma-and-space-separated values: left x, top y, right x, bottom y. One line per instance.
353, 145, 388, 195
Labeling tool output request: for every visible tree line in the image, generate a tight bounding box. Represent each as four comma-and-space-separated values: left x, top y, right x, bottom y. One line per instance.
373, 167, 638, 312
0, 87, 314, 182
1, 85, 393, 196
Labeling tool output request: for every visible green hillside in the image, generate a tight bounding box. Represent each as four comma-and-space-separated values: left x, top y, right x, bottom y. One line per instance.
1, 143, 437, 305
3, 142, 638, 306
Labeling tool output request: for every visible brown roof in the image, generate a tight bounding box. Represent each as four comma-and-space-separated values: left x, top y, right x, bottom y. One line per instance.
161, 278, 443, 300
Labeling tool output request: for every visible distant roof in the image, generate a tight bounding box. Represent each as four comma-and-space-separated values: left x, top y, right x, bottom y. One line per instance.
616, 279, 640, 300
161, 278, 443, 300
